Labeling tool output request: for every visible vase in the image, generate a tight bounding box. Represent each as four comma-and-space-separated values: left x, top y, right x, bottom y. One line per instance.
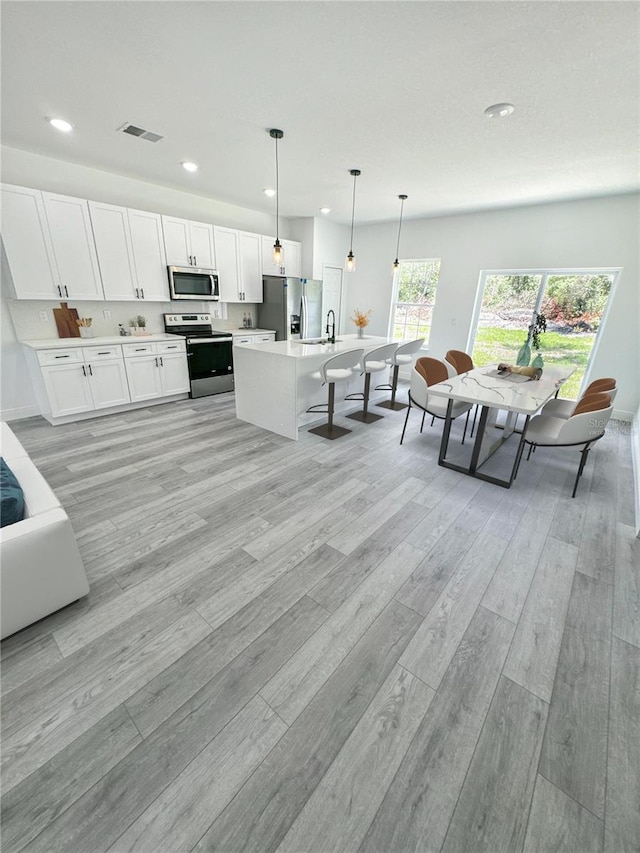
516, 341, 531, 366
357, 326, 365, 339
531, 352, 544, 368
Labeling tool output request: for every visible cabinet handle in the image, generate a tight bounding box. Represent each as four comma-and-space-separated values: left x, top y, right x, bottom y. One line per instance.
159, 356, 164, 366
57, 285, 62, 297
97, 351, 110, 355
193, 255, 197, 266
140, 288, 145, 299
189, 255, 193, 266
88, 364, 93, 376
54, 354, 70, 359
64, 286, 69, 297
166, 345, 178, 349
155, 357, 158, 367
135, 288, 139, 299
82, 364, 86, 376
135, 347, 146, 351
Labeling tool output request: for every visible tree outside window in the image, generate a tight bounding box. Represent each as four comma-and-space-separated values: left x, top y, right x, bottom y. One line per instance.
391, 259, 441, 345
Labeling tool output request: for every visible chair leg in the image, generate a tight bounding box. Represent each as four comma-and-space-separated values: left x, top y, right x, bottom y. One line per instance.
420, 412, 426, 433
327, 381, 335, 429
526, 443, 535, 461
376, 364, 407, 410
400, 401, 412, 445
431, 415, 435, 427
513, 439, 527, 480
308, 381, 352, 440
347, 372, 383, 424
572, 445, 590, 498
462, 409, 469, 445
470, 405, 478, 439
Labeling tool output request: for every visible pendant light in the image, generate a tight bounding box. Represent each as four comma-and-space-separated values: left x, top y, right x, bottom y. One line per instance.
393, 194, 408, 271
269, 128, 284, 265
346, 168, 361, 273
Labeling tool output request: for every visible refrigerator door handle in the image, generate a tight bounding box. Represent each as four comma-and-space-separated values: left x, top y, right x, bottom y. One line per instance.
300, 294, 307, 340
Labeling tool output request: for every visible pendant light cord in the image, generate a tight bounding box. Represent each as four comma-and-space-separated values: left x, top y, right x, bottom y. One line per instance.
395, 197, 405, 259
275, 135, 280, 241
349, 172, 357, 252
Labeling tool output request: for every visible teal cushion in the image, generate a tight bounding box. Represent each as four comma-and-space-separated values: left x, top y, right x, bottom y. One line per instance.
1, 457, 25, 528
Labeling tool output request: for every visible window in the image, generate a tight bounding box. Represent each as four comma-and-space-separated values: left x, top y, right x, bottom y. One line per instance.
469, 269, 619, 399
390, 259, 441, 345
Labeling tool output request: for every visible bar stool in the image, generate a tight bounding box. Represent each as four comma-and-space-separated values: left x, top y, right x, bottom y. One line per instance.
376, 338, 425, 410
346, 343, 398, 424
307, 349, 365, 439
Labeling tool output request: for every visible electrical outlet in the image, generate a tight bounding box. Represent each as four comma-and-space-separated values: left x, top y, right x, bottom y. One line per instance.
39, 310, 48, 322
103, 309, 111, 319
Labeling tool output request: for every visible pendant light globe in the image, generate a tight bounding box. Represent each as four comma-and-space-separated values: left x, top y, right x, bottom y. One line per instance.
346, 169, 361, 273
269, 128, 285, 267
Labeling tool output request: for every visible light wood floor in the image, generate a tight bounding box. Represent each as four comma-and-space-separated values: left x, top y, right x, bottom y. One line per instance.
1, 390, 638, 853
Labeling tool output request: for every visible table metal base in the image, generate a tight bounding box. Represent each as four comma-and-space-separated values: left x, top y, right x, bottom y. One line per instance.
438, 400, 529, 488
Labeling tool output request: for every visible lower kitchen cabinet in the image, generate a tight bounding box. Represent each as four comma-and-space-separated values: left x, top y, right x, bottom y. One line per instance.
39, 346, 130, 418
123, 340, 190, 402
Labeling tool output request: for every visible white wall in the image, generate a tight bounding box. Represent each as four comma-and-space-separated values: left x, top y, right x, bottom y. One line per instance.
347, 194, 640, 419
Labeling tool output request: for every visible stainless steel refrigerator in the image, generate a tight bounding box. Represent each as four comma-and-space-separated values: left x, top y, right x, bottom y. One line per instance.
257, 276, 324, 341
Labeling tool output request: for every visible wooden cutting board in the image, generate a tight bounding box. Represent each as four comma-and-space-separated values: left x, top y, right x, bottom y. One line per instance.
53, 302, 81, 338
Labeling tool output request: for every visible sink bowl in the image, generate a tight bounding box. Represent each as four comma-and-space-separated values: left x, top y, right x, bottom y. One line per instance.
300, 338, 343, 345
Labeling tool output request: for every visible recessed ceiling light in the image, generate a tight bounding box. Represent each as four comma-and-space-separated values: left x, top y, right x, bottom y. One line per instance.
263, 188, 276, 197
47, 117, 74, 133
484, 103, 515, 119
181, 161, 198, 172
320, 207, 331, 215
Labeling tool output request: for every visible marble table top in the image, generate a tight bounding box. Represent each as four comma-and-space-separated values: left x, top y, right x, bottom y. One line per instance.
427, 364, 575, 415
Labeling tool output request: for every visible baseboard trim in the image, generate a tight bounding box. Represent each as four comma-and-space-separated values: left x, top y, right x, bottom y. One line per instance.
0, 404, 41, 422
631, 410, 640, 539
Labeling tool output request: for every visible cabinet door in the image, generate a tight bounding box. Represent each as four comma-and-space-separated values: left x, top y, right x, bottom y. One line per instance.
87, 359, 130, 409
282, 240, 302, 278
238, 232, 263, 302
213, 226, 240, 301
89, 201, 137, 301
159, 352, 190, 396
124, 355, 163, 402
42, 192, 104, 300
128, 209, 168, 301
42, 363, 94, 417
162, 216, 191, 266
261, 235, 283, 277
188, 221, 215, 268
0, 184, 60, 299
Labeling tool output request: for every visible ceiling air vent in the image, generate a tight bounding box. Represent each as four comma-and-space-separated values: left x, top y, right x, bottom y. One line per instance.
118, 123, 164, 143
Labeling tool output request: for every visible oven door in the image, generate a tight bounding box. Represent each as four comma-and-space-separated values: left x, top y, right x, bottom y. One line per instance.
186, 338, 234, 397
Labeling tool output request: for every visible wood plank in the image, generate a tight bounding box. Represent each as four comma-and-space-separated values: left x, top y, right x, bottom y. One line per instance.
441, 676, 548, 853
613, 521, 640, 647
277, 665, 434, 853
105, 696, 287, 853
360, 606, 515, 853
261, 541, 428, 724
21, 596, 327, 853
538, 572, 611, 817
576, 440, 617, 583
503, 537, 578, 701
605, 637, 640, 853
404, 476, 484, 553
0, 634, 63, 695
523, 774, 604, 853
1, 706, 141, 853
191, 599, 421, 853
399, 532, 507, 689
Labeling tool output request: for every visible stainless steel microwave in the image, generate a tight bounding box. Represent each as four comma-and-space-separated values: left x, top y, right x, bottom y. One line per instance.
168, 265, 220, 301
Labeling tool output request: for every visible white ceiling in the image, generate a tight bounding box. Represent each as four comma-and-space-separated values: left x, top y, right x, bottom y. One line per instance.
1, 1, 638, 225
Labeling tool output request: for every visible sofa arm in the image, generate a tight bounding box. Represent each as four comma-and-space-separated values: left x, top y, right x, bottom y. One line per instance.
1, 508, 89, 640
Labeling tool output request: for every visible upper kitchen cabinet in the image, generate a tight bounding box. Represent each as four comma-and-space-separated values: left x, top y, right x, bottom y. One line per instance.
89, 202, 168, 301
261, 237, 301, 278
0, 183, 60, 299
41, 192, 104, 300
162, 216, 216, 268
214, 226, 262, 303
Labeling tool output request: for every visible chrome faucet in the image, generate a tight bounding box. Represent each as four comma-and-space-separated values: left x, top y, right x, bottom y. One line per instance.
326, 310, 336, 344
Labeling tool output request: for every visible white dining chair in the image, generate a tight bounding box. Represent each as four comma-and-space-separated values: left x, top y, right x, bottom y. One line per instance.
514, 391, 613, 497
400, 356, 472, 445
541, 377, 617, 419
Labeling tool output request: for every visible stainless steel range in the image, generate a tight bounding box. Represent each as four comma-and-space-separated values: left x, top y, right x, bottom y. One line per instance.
163, 313, 234, 398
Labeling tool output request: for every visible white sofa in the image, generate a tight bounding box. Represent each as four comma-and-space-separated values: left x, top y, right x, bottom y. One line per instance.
1, 421, 89, 640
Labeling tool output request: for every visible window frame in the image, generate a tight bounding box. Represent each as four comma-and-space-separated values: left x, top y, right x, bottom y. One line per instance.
387, 257, 443, 348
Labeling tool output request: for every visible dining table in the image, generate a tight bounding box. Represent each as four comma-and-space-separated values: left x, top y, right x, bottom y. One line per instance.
427, 363, 575, 488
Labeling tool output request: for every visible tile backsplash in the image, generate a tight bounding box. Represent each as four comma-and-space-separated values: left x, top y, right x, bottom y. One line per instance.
8, 299, 257, 340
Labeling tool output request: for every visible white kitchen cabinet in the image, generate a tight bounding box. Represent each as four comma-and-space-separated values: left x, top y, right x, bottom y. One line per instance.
123, 339, 189, 401
90, 202, 168, 301
261, 236, 301, 278
38, 345, 130, 417
42, 192, 104, 300
0, 184, 61, 299
234, 332, 276, 345
214, 226, 262, 303
162, 216, 215, 268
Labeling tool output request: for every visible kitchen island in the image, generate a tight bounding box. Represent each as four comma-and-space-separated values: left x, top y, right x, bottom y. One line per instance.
233, 334, 395, 439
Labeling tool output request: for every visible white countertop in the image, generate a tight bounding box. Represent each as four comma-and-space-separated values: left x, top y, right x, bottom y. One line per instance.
217, 328, 276, 337
21, 333, 180, 349
234, 333, 391, 359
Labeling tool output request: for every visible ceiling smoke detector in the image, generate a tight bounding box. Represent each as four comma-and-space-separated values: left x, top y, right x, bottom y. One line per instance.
484, 103, 515, 119
118, 122, 164, 143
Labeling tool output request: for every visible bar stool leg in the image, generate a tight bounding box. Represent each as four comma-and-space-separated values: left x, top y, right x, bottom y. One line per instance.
376, 365, 408, 411
308, 381, 352, 440
347, 372, 383, 424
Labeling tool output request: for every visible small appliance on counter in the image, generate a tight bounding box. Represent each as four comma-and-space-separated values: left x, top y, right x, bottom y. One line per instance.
163, 313, 233, 397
